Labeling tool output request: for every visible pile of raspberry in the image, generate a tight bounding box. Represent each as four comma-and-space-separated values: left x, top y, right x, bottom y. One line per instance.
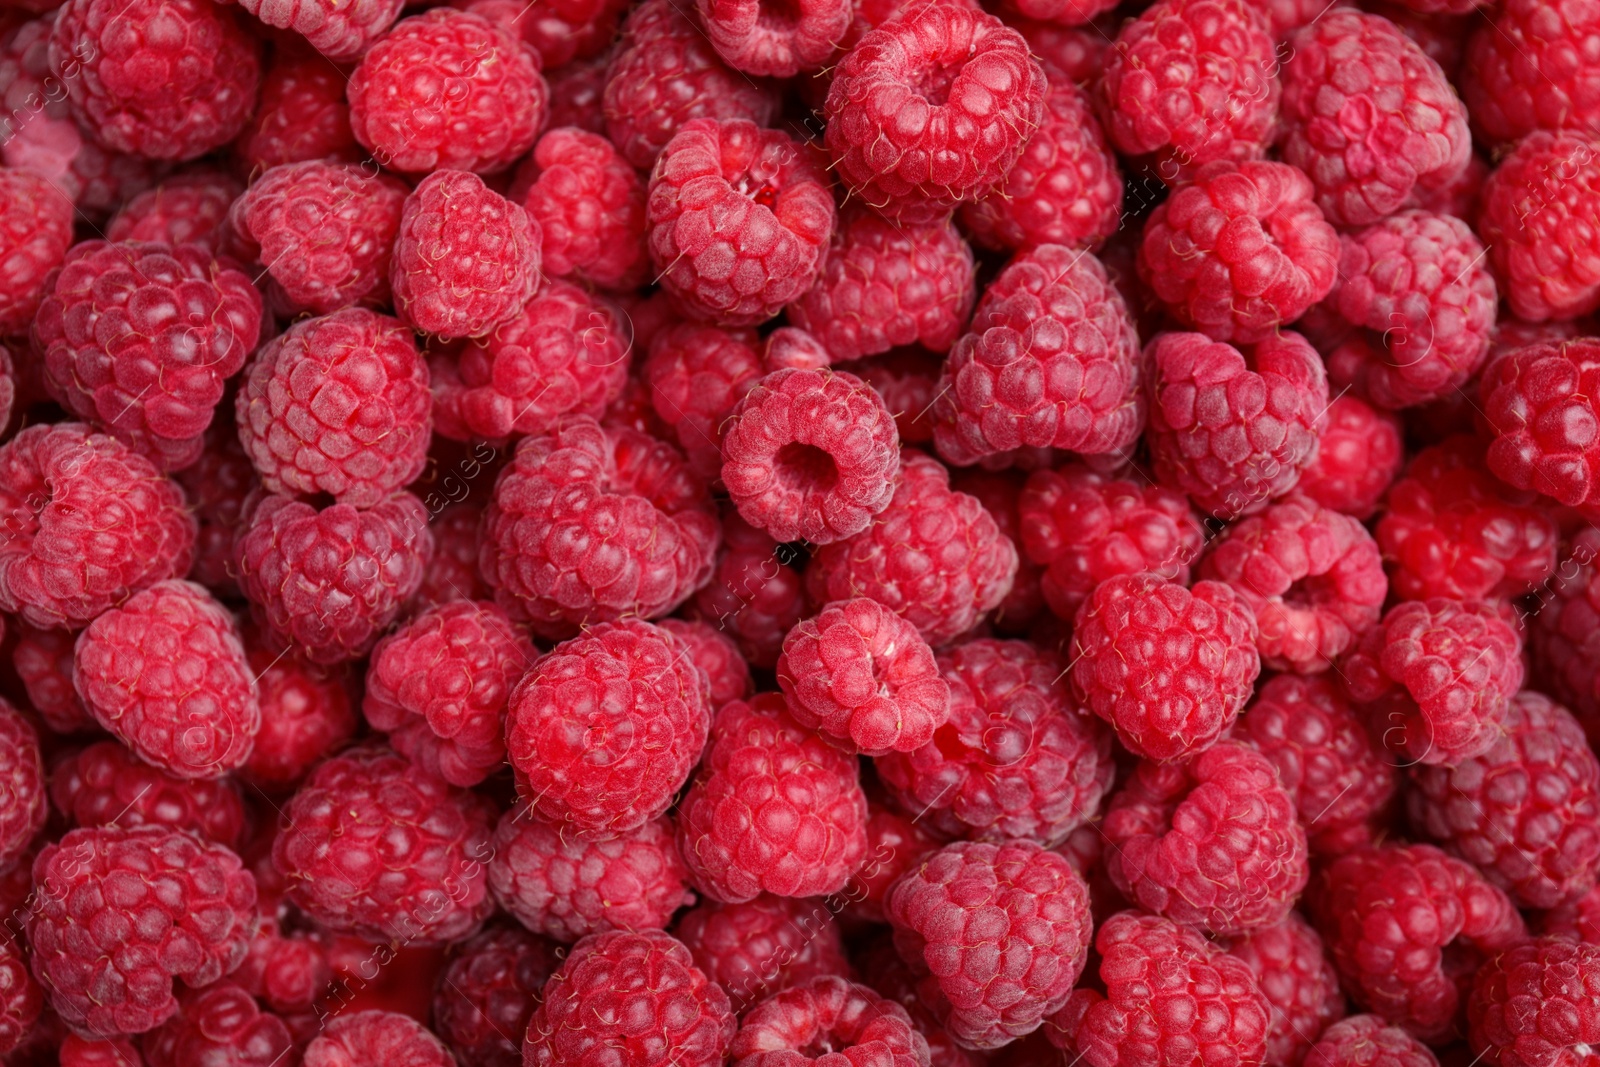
3, 0, 1600, 1065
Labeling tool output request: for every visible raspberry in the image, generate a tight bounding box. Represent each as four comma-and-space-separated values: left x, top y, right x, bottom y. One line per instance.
518, 127, 648, 291
433, 924, 559, 1067
837, 349, 941, 445
27, 825, 256, 1038
412, 501, 494, 610
234, 45, 359, 173
689, 511, 807, 668
721, 368, 900, 545
806, 450, 1018, 645
1146, 330, 1328, 519
1049, 910, 1271, 1067
1468, 938, 1600, 1067
1139, 161, 1339, 344
0, 935, 41, 1055
659, 619, 753, 708
105, 171, 240, 255
729, 976, 929, 1067
1529, 526, 1600, 725
854, 929, 983, 1067
241, 645, 356, 790
1477, 132, 1600, 323
1017, 464, 1203, 621
1539, 886, 1600, 946
1278, 12, 1470, 228
645, 322, 763, 481
506, 619, 711, 838
34, 241, 263, 471
1225, 914, 1346, 1067
303, 1012, 455, 1067
15, 623, 92, 734
678, 897, 849, 1014
1461, 0, 1600, 147
480, 419, 718, 635
1310, 844, 1527, 1041
1306, 1016, 1439, 1067
824, 3, 1045, 223
1010, 17, 1107, 84
0, 423, 196, 630
787, 207, 976, 363
140, 983, 293, 1067
601, 0, 779, 170
0, 700, 42, 869
547, 51, 611, 134
1480, 338, 1600, 507
1070, 572, 1261, 763
47, 0, 260, 160
931, 245, 1141, 465
59, 1037, 143, 1067
228, 160, 408, 317
51, 739, 245, 848
223, 0, 402, 60
1343, 598, 1524, 767
875, 637, 1115, 844
958, 81, 1122, 254
697, 0, 848, 75
763, 328, 832, 373
170, 421, 250, 598
1097, 0, 1279, 181
888, 839, 1091, 1049
229, 908, 331, 1018
234, 491, 432, 665
1295, 396, 1404, 521
274, 745, 494, 945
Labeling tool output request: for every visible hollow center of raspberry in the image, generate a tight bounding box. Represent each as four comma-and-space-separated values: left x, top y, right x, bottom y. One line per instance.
775, 442, 839, 496
759, 0, 802, 30
734, 174, 781, 208
912, 59, 962, 106
798, 1034, 841, 1056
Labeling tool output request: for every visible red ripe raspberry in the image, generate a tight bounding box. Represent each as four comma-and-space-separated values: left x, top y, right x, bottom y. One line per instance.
698, 0, 849, 75
1469, 938, 1600, 1067
787, 207, 976, 363
364, 600, 532, 787
481, 419, 718, 635
274, 745, 493, 944
47, 0, 260, 160
225, 0, 401, 60
1539, 885, 1600, 946
1307, 1016, 1439, 1067
234, 46, 359, 173
1344, 598, 1523, 767
1098, 0, 1279, 180
689, 512, 807, 668
0, 700, 42, 868
824, 4, 1045, 223
958, 81, 1121, 254
234, 491, 432, 664
876, 637, 1115, 844
833, 350, 939, 446
1296, 395, 1403, 521
413, 501, 493, 610
888, 839, 1091, 1049
776, 598, 950, 755
1071, 572, 1261, 762
721, 368, 900, 545
806, 450, 1017, 644
506, 619, 710, 837
105, 171, 240, 255
1019, 463, 1204, 620
659, 619, 753, 708
28, 825, 256, 1038
602, 0, 779, 170
141, 983, 293, 1067
1139, 161, 1338, 343
855, 930, 983, 1067
678, 694, 867, 902
1226, 914, 1346, 1067
60, 1037, 144, 1067
304, 1012, 455, 1067
34, 241, 263, 471
15, 623, 92, 734
932, 245, 1141, 465
177, 421, 253, 598
847, 800, 941, 924
1279, 12, 1470, 228
1146, 330, 1328, 519
1481, 339, 1600, 507
52, 740, 245, 849
1529, 526, 1600, 724
678, 896, 851, 1016
488, 808, 691, 943
241, 645, 356, 790
433, 924, 559, 1067
765, 323, 836, 368
1311, 844, 1527, 1041
518, 127, 648, 291
228, 161, 408, 317
645, 323, 763, 481
1050, 910, 1271, 1067
547, 50, 611, 134
730, 977, 929, 1067
1010, 17, 1107, 84
1462, 0, 1600, 147
1477, 132, 1600, 323
1408, 691, 1600, 909
0, 935, 41, 1055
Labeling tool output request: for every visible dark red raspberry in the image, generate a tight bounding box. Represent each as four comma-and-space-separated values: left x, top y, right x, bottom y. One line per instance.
1049, 910, 1271, 1067
1296, 395, 1404, 521
34, 241, 264, 471
854, 929, 983, 1067
28, 825, 256, 1038
787, 207, 976, 363
721, 368, 900, 545
47, 0, 260, 160
234, 46, 359, 173
1139, 160, 1339, 343
52, 739, 245, 848
1481, 338, 1600, 507
889, 839, 1091, 1049
15, 624, 92, 734
506, 619, 710, 838
233, 904, 333, 1017
825, 3, 1045, 223
1468, 938, 1600, 1067
1343, 598, 1523, 767
433, 924, 559, 1067
234, 491, 432, 665
241, 645, 356, 790
1310, 844, 1527, 1041
678, 694, 867, 903
1461, 0, 1600, 147
689, 512, 807, 668
226, 0, 401, 60
776, 597, 949, 756
1278, 11, 1470, 228
763, 327, 831, 372
228, 161, 408, 317
698, 0, 848, 75
140, 983, 294, 1067
933, 245, 1141, 465
836, 349, 941, 446
659, 619, 752, 708
959, 81, 1122, 254
59, 1037, 144, 1067
876, 637, 1115, 844
1539, 885, 1600, 946
176, 420, 256, 598
1477, 132, 1600, 323
645, 322, 763, 481
729, 976, 928, 1067
1307, 1015, 1439, 1067
412, 501, 494, 610
1199, 495, 1386, 673
1009, 17, 1106, 83
547, 50, 611, 134
845, 800, 941, 925
1529, 526, 1600, 725
1071, 572, 1260, 763
274, 745, 494, 945
1226, 914, 1345, 1067
480, 419, 718, 636
676, 893, 851, 1011
0, 935, 41, 1055
806, 450, 1018, 645
348, 9, 545, 175
1098, 0, 1279, 181
105, 171, 240, 255
304, 1012, 455, 1067
0, 700, 42, 869
517, 127, 648, 292
601, 0, 779, 170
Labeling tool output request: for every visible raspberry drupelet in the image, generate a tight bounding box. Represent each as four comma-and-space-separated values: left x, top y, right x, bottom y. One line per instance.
1296, 395, 1405, 521
1461, 0, 1600, 147
0, 167, 72, 334
224, 0, 402, 61
697, 0, 849, 76
234, 45, 360, 172
140, 983, 294, 1067
689, 512, 806, 669
303, 1012, 456, 1067
0, 699, 44, 869
433, 924, 559, 1067
518, 126, 649, 291
1467, 937, 1600, 1067
644, 322, 763, 481
674, 893, 852, 1011
241, 644, 356, 790
104, 171, 241, 255
1481, 339, 1600, 508
51, 740, 245, 848
1307, 1016, 1440, 1067
1225, 913, 1346, 1067
729, 977, 930, 1067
